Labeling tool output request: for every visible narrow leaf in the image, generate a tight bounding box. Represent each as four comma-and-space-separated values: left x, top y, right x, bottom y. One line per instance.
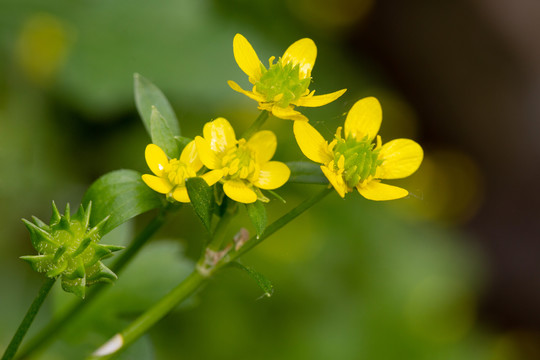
232, 262, 274, 298
150, 106, 180, 158
185, 177, 214, 232
286, 161, 328, 184
134, 73, 180, 137
82, 169, 163, 235
245, 201, 267, 238
174, 136, 192, 153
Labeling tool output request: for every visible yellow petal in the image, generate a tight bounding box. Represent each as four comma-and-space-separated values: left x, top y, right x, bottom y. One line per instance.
145, 144, 169, 177
180, 140, 203, 172
344, 97, 382, 141
293, 121, 333, 164
282, 38, 317, 79
253, 161, 290, 190
203, 117, 237, 153
223, 180, 257, 203
247, 130, 276, 163
271, 105, 308, 121
142, 174, 172, 194
294, 89, 347, 107
321, 165, 347, 198
195, 136, 221, 169
377, 139, 423, 179
201, 169, 224, 186
233, 33, 263, 82
357, 180, 408, 201
228, 80, 266, 102
172, 186, 190, 203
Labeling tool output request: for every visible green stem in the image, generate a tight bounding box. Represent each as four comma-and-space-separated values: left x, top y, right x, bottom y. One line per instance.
16, 210, 169, 360
87, 271, 206, 360
2, 277, 56, 360
226, 187, 332, 263
241, 111, 269, 139
206, 202, 236, 252
88, 187, 332, 359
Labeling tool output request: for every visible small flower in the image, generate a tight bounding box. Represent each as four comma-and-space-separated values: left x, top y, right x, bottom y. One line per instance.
142, 141, 222, 202
294, 97, 423, 200
228, 33, 346, 122
20, 202, 122, 298
195, 118, 290, 203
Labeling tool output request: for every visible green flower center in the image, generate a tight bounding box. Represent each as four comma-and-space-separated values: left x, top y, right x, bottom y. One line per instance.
221, 139, 259, 180
255, 58, 311, 108
164, 159, 196, 186
332, 134, 382, 189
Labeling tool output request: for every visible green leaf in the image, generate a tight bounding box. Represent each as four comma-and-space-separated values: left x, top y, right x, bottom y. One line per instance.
174, 136, 192, 153
134, 73, 180, 137
286, 161, 328, 184
245, 201, 267, 238
82, 169, 163, 235
185, 177, 214, 232
231, 262, 274, 298
150, 106, 180, 158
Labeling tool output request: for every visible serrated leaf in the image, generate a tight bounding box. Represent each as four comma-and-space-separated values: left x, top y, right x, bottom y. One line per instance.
286, 161, 328, 184
82, 169, 163, 235
185, 177, 214, 232
232, 262, 274, 298
245, 201, 267, 238
134, 73, 180, 137
150, 106, 180, 158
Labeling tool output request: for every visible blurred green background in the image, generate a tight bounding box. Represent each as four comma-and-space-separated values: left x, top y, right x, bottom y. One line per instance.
2, 0, 539, 359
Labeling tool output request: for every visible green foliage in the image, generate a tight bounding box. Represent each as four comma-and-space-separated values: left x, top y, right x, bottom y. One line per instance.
185, 177, 214, 232
286, 161, 328, 184
150, 106, 180, 159
231, 262, 274, 298
245, 201, 267, 238
134, 73, 180, 137
82, 170, 163, 235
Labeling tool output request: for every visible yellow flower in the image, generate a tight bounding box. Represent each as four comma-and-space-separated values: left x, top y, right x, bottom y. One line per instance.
294, 97, 423, 201
195, 118, 290, 204
142, 141, 222, 202
228, 33, 347, 122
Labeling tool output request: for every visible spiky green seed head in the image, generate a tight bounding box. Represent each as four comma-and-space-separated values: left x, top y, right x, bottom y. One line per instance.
20, 201, 123, 298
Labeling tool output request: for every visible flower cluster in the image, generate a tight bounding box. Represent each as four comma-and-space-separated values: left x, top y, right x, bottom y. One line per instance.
142, 34, 423, 204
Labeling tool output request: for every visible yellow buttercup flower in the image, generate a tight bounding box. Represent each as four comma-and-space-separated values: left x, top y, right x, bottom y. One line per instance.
294, 97, 423, 201
228, 33, 347, 122
195, 118, 290, 204
142, 141, 222, 202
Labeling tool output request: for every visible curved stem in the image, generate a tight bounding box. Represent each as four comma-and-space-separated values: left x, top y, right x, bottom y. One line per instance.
2, 277, 56, 360
16, 210, 170, 360
88, 270, 206, 360
88, 187, 332, 359
241, 111, 269, 139
227, 187, 332, 263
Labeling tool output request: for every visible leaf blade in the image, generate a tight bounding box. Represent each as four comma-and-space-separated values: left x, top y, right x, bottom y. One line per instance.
150, 106, 180, 158
185, 177, 214, 232
134, 73, 180, 137
286, 161, 328, 184
82, 169, 163, 235
231, 262, 274, 298
245, 201, 267, 238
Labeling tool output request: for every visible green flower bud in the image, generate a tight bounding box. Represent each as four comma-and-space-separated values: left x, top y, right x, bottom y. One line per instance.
20, 201, 123, 298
